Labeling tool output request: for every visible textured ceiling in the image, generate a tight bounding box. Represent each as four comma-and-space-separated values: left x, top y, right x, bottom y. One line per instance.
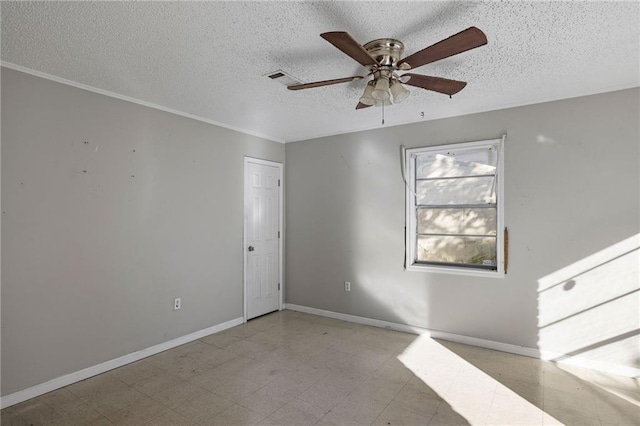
2, 1, 639, 142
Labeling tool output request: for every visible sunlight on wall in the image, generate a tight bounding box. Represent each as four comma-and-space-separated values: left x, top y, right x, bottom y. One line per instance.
536, 134, 557, 144
538, 234, 640, 373
398, 335, 562, 425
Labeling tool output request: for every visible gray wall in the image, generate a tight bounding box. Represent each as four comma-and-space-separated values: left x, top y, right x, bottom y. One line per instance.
1, 68, 284, 396
285, 88, 639, 369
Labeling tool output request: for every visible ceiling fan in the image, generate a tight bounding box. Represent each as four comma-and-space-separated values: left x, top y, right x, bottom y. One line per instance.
288, 27, 487, 109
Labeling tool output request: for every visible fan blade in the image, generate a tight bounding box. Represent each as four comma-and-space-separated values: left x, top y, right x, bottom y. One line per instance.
398, 27, 487, 69
287, 76, 363, 91
402, 73, 467, 95
356, 102, 372, 110
321, 32, 378, 67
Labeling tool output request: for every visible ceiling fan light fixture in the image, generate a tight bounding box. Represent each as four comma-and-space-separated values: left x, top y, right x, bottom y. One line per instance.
390, 80, 410, 103
289, 27, 487, 110
371, 77, 391, 101
359, 82, 376, 106
375, 99, 392, 107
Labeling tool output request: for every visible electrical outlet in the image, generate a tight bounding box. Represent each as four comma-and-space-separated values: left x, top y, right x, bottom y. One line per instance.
174, 298, 181, 310
344, 281, 351, 292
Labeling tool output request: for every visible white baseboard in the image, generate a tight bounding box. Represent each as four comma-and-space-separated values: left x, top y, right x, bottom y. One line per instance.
0, 317, 243, 409
284, 303, 640, 378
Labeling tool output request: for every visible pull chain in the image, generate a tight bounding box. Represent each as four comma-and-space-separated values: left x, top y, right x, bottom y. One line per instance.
382, 101, 385, 125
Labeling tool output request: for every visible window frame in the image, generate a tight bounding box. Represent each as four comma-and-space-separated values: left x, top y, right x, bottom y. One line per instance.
404, 138, 505, 277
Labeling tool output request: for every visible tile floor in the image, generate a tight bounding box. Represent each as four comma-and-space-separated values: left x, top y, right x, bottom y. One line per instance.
2, 310, 639, 425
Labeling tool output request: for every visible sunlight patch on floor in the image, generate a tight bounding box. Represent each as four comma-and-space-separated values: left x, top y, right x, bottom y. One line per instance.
398, 335, 562, 425
556, 362, 640, 407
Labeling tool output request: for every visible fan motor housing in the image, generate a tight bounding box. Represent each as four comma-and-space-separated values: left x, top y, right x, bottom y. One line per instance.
363, 38, 404, 67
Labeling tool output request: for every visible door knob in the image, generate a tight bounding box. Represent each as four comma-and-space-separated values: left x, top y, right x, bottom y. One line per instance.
248, 246, 255, 252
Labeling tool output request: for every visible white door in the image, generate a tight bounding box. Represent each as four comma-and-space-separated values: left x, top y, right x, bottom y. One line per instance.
244, 158, 282, 320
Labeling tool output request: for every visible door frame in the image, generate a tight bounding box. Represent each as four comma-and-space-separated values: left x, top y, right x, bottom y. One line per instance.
243, 157, 284, 323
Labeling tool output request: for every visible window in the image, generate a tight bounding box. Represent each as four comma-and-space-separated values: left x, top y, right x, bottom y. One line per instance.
404, 138, 505, 276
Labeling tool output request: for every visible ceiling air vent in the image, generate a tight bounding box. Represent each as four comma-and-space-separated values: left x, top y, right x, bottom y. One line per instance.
265, 70, 302, 87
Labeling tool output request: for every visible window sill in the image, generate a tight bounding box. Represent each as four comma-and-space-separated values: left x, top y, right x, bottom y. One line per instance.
405, 263, 505, 278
